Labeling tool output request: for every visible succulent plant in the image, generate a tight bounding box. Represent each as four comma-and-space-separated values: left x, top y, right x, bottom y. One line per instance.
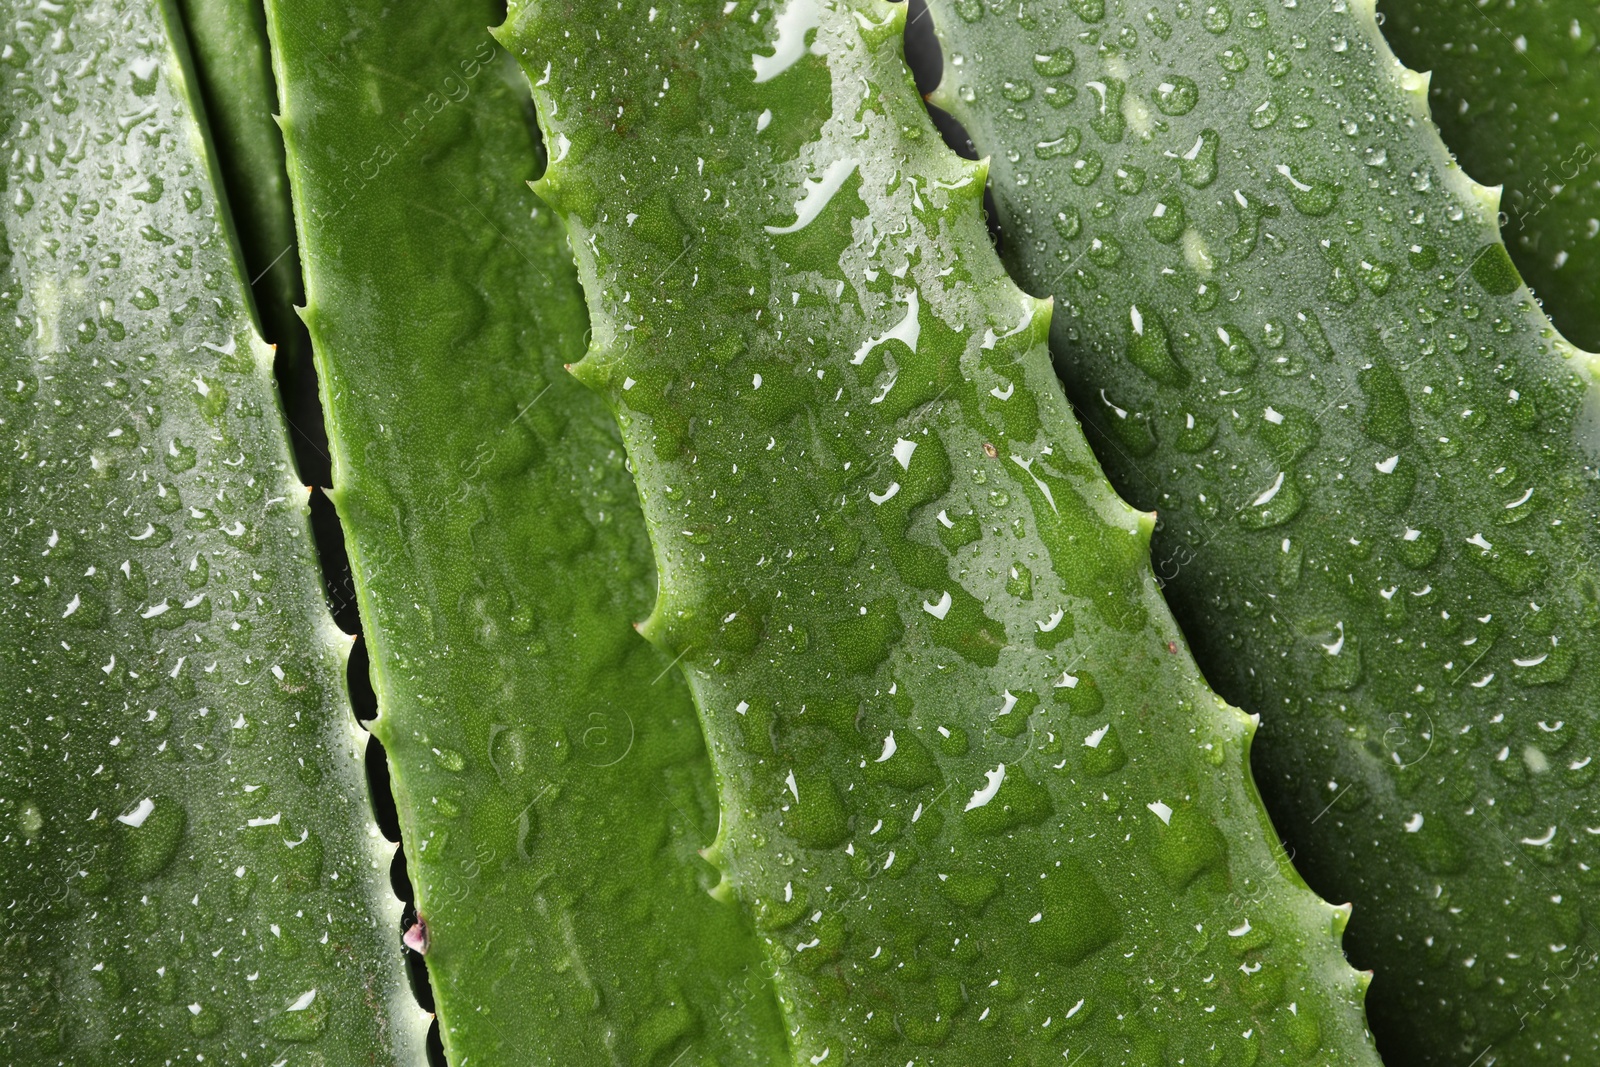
1384, 0, 1600, 353
499, 0, 1381, 1060
5, 0, 1597, 1063
922, 0, 1600, 1059
0, 3, 422, 1060
173, 0, 305, 354
265, 0, 787, 1060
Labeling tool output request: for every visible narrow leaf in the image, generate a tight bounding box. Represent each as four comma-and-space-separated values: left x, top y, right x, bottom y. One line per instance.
266, 1, 789, 1061
502, 0, 1382, 1061
171, 0, 306, 351
0, 2, 422, 1061
1385, 0, 1600, 351
925, 0, 1600, 1057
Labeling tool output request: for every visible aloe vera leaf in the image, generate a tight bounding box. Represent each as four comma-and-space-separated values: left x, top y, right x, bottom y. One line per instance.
0, 1, 422, 1062
502, 0, 1381, 1061
170, 0, 304, 352
1383, 0, 1600, 352
924, 0, 1600, 1058
265, 2, 790, 1061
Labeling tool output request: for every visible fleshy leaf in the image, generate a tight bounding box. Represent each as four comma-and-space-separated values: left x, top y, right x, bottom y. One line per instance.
501, 0, 1381, 1061
0, 2, 422, 1061
925, 0, 1600, 1058
1384, 0, 1600, 352
172, 0, 305, 352
265, 0, 788, 1062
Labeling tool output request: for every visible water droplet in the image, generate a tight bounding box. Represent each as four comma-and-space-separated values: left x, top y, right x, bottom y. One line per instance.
1152, 76, 1199, 115
1068, 0, 1105, 23
130, 175, 164, 204
1404, 817, 1467, 874
1257, 404, 1320, 465
1249, 98, 1280, 129
1144, 197, 1187, 244
1149, 802, 1228, 887
1126, 304, 1189, 385
1356, 356, 1414, 448
1275, 164, 1341, 216
1034, 127, 1082, 159
1213, 323, 1258, 374
1001, 80, 1034, 102
1175, 410, 1218, 452
1201, 1, 1233, 33
1080, 722, 1127, 775
1086, 78, 1126, 142
1070, 151, 1104, 186
1360, 259, 1395, 295
1513, 643, 1575, 686
783, 768, 849, 847
269, 988, 330, 1042
1088, 234, 1123, 267
1178, 129, 1220, 188
963, 764, 1052, 834
187, 1002, 222, 1037
1032, 49, 1075, 76
1237, 471, 1303, 529
488, 725, 529, 780
1030, 865, 1119, 963
118, 796, 186, 881
1050, 205, 1082, 240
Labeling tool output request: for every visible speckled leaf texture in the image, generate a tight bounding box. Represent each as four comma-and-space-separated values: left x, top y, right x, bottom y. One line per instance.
502, 0, 1382, 1062
1384, 0, 1600, 352
266, 1, 788, 1062
923, 0, 1600, 1059
0, 1, 422, 1063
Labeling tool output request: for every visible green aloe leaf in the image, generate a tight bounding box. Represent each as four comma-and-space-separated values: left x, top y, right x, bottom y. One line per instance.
924, 0, 1600, 1058
171, 0, 305, 352
265, 1, 788, 1061
0, 1, 422, 1062
502, 0, 1380, 1061
1384, 0, 1600, 352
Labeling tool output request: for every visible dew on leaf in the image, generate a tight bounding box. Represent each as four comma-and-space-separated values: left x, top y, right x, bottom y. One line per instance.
1201, 2, 1233, 33
1071, 152, 1104, 186
1032, 49, 1075, 76
1249, 98, 1280, 128
1035, 128, 1082, 159
1178, 129, 1220, 188
1152, 77, 1199, 116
